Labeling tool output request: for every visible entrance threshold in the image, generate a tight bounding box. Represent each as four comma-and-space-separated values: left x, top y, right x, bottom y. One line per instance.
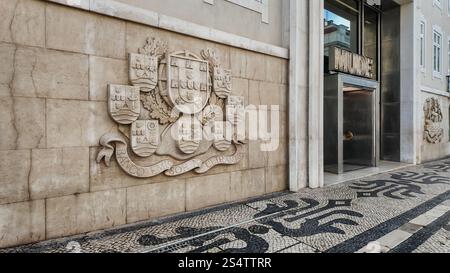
324, 160, 413, 186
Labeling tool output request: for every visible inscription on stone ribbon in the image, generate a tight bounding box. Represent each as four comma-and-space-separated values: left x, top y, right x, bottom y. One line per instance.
195, 146, 244, 174
165, 159, 203, 176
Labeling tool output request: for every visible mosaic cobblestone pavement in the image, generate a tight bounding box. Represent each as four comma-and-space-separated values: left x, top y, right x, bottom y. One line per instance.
2, 159, 450, 253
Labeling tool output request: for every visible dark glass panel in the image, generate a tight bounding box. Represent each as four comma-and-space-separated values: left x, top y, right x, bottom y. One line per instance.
364, 5, 378, 80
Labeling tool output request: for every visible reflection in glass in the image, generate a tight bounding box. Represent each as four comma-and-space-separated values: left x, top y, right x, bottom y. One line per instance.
324, 0, 359, 73
324, 10, 352, 53
365, 0, 381, 10
364, 6, 378, 80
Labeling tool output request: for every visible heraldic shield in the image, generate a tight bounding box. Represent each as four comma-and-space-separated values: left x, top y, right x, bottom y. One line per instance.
166, 52, 210, 115
129, 53, 158, 92
226, 96, 245, 125
213, 67, 232, 99
108, 84, 140, 125
177, 116, 203, 155
131, 120, 160, 157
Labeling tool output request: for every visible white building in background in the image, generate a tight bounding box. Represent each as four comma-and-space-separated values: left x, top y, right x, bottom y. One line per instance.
416, 0, 450, 161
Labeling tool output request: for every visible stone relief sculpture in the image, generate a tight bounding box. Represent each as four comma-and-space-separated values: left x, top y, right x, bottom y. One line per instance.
97, 37, 246, 178
423, 97, 444, 144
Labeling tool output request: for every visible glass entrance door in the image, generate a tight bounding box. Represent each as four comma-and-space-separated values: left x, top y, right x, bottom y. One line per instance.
324, 74, 379, 174
343, 86, 376, 171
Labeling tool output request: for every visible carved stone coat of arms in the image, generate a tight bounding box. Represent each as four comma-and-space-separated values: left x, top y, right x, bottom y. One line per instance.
97, 37, 244, 178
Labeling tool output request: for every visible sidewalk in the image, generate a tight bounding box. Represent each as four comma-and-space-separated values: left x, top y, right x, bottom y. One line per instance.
2, 159, 450, 253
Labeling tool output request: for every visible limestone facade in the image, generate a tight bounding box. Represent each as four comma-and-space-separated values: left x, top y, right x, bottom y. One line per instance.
2, 0, 449, 249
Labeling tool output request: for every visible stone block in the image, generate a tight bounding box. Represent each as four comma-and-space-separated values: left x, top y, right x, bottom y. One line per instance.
265, 56, 288, 84
90, 0, 158, 26
410, 213, 438, 227
30, 148, 89, 200
249, 140, 268, 169
231, 77, 249, 104
89, 56, 128, 101
47, 0, 90, 9
265, 165, 288, 193
46, 4, 126, 59
249, 80, 287, 111
245, 50, 267, 81
0, 97, 45, 150
0, 200, 45, 248
247, 80, 260, 106
230, 168, 266, 201
267, 141, 288, 167
230, 48, 247, 79
246, 102, 287, 168
279, 84, 288, 111
126, 180, 186, 223
46, 189, 126, 239
186, 173, 231, 211
12, 46, 88, 100
398, 223, 422, 234
46, 99, 117, 148
230, 48, 266, 81
0, 43, 15, 97
279, 110, 288, 143
0, 150, 30, 205
0, 0, 45, 47
377, 230, 411, 249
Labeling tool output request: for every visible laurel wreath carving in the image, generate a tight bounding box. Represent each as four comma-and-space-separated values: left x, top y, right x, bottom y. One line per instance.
141, 88, 179, 125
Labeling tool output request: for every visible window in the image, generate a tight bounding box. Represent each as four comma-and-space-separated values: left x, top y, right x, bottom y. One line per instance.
324, 0, 360, 56
420, 20, 426, 70
323, 0, 360, 75
434, 0, 442, 9
433, 26, 443, 78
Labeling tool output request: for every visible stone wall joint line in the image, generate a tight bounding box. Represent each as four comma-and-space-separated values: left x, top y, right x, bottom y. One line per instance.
44, 0, 289, 59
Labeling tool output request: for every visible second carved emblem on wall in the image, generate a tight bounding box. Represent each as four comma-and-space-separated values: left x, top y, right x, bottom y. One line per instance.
97, 37, 244, 178
423, 97, 444, 144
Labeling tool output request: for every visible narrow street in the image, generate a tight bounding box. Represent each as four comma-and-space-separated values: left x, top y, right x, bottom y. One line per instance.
3, 158, 450, 253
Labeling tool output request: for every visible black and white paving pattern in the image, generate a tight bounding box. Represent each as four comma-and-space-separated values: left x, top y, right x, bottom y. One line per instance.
2, 158, 450, 253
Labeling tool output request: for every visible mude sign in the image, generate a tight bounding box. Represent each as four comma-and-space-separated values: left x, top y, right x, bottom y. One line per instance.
329, 46, 374, 79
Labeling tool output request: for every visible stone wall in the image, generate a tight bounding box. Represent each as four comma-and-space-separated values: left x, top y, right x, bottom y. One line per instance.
114, 0, 287, 47
0, 0, 289, 248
